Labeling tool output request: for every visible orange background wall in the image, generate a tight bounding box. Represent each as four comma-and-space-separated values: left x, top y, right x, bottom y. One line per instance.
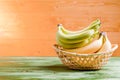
0, 0, 119, 56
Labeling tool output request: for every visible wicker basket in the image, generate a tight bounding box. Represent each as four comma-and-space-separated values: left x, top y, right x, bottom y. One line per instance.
53, 44, 118, 70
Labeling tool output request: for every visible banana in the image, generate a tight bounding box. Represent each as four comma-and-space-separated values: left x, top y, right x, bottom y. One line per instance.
56, 38, 89, 49
58, 19, 101, 34
56, 36, 95, 49
98, 32, 112, 52
87, 19, 101, 30
57, 27, 95, 44
64, 32, 104, 54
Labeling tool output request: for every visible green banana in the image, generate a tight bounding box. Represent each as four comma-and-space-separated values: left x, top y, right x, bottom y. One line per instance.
58, 19, 100, 34
56, 19, 101, 49
56, 37, 89, 49
57, 28, 95, 44
87, 19, 101, 30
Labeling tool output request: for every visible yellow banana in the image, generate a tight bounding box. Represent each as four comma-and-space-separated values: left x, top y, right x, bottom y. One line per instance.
98, 32, 112, 52
64, 32, 104, 54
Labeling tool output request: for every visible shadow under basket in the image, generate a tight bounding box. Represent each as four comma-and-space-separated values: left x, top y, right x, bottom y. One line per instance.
53, 44, 118, 70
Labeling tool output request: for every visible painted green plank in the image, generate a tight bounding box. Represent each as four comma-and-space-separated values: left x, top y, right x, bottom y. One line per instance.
0, 57, 120, 80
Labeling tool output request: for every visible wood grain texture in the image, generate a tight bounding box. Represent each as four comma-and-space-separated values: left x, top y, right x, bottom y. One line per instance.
0, 0, 119, 56
0, 57, 120, 80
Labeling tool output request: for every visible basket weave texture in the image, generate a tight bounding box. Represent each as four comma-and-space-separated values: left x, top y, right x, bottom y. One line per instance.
53, 44, 118, 70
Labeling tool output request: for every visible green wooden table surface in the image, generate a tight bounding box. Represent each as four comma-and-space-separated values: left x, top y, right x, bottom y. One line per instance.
0, 57, 120, 80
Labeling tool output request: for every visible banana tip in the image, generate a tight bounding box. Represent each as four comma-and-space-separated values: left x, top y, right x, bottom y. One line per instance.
101, 31, 107, 36
57, 24, 62, 27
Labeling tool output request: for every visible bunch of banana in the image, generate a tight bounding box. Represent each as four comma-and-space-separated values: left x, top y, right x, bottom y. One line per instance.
63, 32, 112, 54
56, 19, 101, 49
